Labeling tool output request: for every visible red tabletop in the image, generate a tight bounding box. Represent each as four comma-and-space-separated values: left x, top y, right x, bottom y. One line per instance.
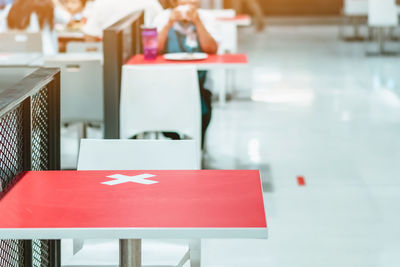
0, 170, 267, 239
125, 54, 248, 67
217, 15, 251, 22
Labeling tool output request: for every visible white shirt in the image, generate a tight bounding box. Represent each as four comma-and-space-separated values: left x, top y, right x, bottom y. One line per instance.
82, 0, 162, 37
0, 5, 71, 55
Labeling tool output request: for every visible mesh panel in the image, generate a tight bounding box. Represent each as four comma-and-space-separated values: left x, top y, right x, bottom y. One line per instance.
0, 240, 24, 267
32, 240, 50, 267
0, 106, 25, 266
0, 106, 24, 191
31, 87, 49, 171
31, 88, 52, 267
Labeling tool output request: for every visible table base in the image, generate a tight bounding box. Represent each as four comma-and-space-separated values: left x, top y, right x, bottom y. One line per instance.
120, 239, 141, 267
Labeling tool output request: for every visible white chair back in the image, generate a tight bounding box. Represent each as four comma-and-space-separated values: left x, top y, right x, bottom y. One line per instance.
344, 0, 368, 16
207, 9, 237, 54
120, 65, 201, 151
78, 139, 201, 170
368, 0, 399, 27
66, 42, 103, 53
44, 55, 103, 123
0, 32, 42, 53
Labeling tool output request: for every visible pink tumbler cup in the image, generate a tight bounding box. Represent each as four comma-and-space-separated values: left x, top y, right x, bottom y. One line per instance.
141, 26, 158, 60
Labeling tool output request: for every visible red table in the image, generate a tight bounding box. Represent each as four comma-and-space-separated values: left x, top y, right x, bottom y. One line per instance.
217, 15, 252, 26
124, 54, 249, 106
0, 170, 267, 266
126, 54, 248, 69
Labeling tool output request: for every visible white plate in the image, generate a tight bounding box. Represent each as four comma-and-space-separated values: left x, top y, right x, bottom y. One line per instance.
163, 52, 208, 61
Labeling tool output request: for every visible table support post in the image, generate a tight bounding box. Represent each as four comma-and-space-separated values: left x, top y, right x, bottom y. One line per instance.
218, 70, 227, 107
189, 239, 202, 267
120, 239, 141, 267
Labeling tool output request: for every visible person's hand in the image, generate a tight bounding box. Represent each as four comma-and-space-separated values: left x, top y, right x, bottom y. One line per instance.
169, 8, 186, 24
186, 6, 200, 24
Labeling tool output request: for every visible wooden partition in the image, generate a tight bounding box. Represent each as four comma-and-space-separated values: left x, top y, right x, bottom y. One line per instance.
103, 11, 144, 139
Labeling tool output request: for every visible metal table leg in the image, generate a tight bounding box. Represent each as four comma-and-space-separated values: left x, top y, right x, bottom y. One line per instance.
218, 69, 227, 107
120, 239, 141, 267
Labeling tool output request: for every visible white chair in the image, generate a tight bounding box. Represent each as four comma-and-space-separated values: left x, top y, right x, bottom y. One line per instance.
44, 54, 104, 127
66, 42, 103, 53
206, 9, 237, 54
120, 65, 202, 158
344, 0, 368, 16
341, 0, 369, 40
61, 139, 201, 267
368, 0, 399, 55
205, 9, 240, 104
0, 32, 42, 53
77, 139, 201, 170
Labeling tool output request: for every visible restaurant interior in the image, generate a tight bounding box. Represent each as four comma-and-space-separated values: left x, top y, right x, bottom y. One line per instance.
1, 0, 400, 266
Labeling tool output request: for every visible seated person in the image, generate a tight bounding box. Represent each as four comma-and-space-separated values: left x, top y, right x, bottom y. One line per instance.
58, 0, 92, 29
2, 0, 71, 55
153, 0, 218, 148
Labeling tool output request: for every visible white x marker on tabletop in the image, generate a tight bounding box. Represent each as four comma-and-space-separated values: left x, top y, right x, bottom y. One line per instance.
102, 174, 158, 186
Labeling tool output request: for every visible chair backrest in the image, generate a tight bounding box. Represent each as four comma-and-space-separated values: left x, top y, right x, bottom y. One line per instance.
66, 42, 103, 53
44, 54, 103, 123
77, 139, 201, 170
344, 0, 368, 16
206, 9, 237, 54
120, 65, 201, 145
0, 32, 42, 53
368, 0, 399, 27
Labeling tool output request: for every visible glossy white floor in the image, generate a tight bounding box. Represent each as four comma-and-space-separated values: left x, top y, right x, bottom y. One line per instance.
202, 24, 400, 267
61, 22, 400, 266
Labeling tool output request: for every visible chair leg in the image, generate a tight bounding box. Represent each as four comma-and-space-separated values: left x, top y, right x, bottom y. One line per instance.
189, 239, 201, 267
176, 249, 191, 267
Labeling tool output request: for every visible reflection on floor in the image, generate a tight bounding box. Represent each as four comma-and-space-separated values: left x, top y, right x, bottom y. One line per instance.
61, 23, 400, 266
202, 24, 400, 267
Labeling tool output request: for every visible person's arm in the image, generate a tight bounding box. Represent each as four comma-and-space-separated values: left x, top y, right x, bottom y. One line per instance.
157, 20, 173, 54
190, 10, 218, 54
157, 9, 184, 54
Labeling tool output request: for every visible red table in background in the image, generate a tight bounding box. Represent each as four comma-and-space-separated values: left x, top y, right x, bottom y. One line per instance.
217, 15, 252, 26
125, 54, 249, 106
0, 170, 267, 266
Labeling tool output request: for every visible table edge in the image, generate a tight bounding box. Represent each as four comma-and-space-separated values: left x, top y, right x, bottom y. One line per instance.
0, 227, 268, 240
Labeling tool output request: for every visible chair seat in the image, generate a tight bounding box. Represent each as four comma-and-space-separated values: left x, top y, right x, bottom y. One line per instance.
62, 239, 189, 267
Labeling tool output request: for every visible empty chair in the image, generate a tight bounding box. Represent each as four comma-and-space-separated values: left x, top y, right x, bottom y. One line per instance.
368, 0, 399, 54
368, 0, 398, 27
344, 0, 368, 16
77, 139, 201, 170
66, 42, 103, 53
61, 139, 200, 267
0, 32, 42, 53
208, 9, 238, 54
341, 0, 369, 40
44, 54, 104, 126
120, 65, 202, 156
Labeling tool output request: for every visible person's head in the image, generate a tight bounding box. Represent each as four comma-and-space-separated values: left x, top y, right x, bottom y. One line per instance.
63, 0, 86, 15
7, 0, 54, 30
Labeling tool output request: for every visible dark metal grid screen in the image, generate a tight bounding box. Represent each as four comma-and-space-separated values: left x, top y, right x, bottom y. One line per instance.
1, 81, 57, 267
0, 105, 25, 267
31, 87, 49, 172
31, 87, 51, 267
0, 240, 25, 267
0, 106, 24, 191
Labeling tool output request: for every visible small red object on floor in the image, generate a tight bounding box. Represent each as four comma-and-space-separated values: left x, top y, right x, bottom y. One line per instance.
297, 176, 306, 186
